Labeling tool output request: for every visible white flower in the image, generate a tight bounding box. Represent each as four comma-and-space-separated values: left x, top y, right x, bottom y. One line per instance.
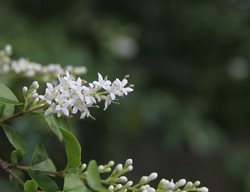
40, 72, 133, 119
93, 73, 112, 90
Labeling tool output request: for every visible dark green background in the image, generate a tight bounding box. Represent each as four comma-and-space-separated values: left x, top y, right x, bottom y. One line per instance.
1, 0, 250, 191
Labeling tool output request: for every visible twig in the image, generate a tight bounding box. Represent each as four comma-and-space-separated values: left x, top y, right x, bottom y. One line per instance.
0, 158, 24, 186
0, 104, 46, 124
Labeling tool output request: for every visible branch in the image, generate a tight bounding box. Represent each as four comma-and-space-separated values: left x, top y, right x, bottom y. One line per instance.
0, 103, 46, 124
0, 158, 24, 186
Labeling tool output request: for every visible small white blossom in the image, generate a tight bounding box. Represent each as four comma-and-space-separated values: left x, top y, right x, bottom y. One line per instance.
40, 72, 133, 119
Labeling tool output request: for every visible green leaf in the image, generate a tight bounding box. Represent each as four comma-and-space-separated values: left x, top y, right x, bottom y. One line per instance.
0, 83, 19, 102
31, 144, 49, 165
0, 97, 22, 105
0, 82, 19, 118
32, 159, 57, 172
24, 180, 38, 192
63, 174, 88, 192
60, 128, 82, 170
0, 103, 14, 119
28, 171, 59, 192
86, 160, 107, 192
44, 114, 64, 141
31, 144, 56, 172
1, 124, 26, 154
11, 149, 23, 164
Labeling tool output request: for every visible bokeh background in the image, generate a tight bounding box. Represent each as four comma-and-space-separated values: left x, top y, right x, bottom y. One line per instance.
1, 0, 250, 191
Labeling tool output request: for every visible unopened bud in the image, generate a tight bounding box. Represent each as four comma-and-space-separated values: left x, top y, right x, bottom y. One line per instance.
31, 81, 39, 89
148, 172, 158, 181
115, 184, 122, 190
125, 158, 133, 166
176, 179, 186, 187
127, 165, 133, 171
108, 161, 115, 166
22, 86, 28, 94
119, 176, 128, 183
108, 185, 114, 191
125, 181, 133, 187
166, 182, 175, 190
199, 187, 209, 192
31, 92, 39, 99
115, 164, 123, 172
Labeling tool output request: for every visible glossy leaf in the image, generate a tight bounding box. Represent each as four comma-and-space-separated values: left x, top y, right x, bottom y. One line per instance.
28, 171, 59, 192
24, 180, 38, 192
1, 124, 26, 154
86, 160, 107, 192
60, 128, 82, 170
63, 174, 88, 192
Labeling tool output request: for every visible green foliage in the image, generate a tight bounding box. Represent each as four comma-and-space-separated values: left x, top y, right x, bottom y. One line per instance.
28, 171, 59, 192
1, 124, 27, 154
86, 160, 107, 192
31, 144, 56, 172
63, 174, 88, 192
60, 128, 82, 170
24, 180, 38, 192
11, 150, 23, 164
0, 82, 19, 118
44, 114, 64, 141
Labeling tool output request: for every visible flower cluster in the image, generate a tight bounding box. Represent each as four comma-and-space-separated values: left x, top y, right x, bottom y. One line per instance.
39, 72, 134, 119
84, 159, 209, 192
0, 45, 87, 81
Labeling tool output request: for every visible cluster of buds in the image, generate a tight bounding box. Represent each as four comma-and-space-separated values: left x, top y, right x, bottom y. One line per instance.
0, 45, 87, 81
39, 72, 134, 119
89, 159, 209, 192
22, 81, 43, 111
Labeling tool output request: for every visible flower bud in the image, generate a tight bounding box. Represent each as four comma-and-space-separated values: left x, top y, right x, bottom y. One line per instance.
31, 92, 39, 99
115, 184, 122, 190
148, 172, 158, 181
176, 179, 186, 187
31, 81, 39, 90
108, 185, 114, 191
98, 165, 104, 171
199, 187, 209, 192
194, 181, 201, 186
115, 164, 123, 172
22, 86, 28, 95
125, 181, 133, 187
125, 158, 133, 166
166, 182, 175, 190
119, 176, 128, 183
127, 165, 133, 171
108, 161, 115, 166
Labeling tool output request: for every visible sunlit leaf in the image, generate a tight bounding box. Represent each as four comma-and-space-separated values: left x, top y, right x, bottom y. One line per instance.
60, 128, 81, 170
86, 160, 107, 192
63, 174, 88, 192
24, 180, 38, 192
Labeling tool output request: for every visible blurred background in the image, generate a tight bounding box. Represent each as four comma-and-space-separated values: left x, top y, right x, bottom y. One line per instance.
1, 0, 250, 191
